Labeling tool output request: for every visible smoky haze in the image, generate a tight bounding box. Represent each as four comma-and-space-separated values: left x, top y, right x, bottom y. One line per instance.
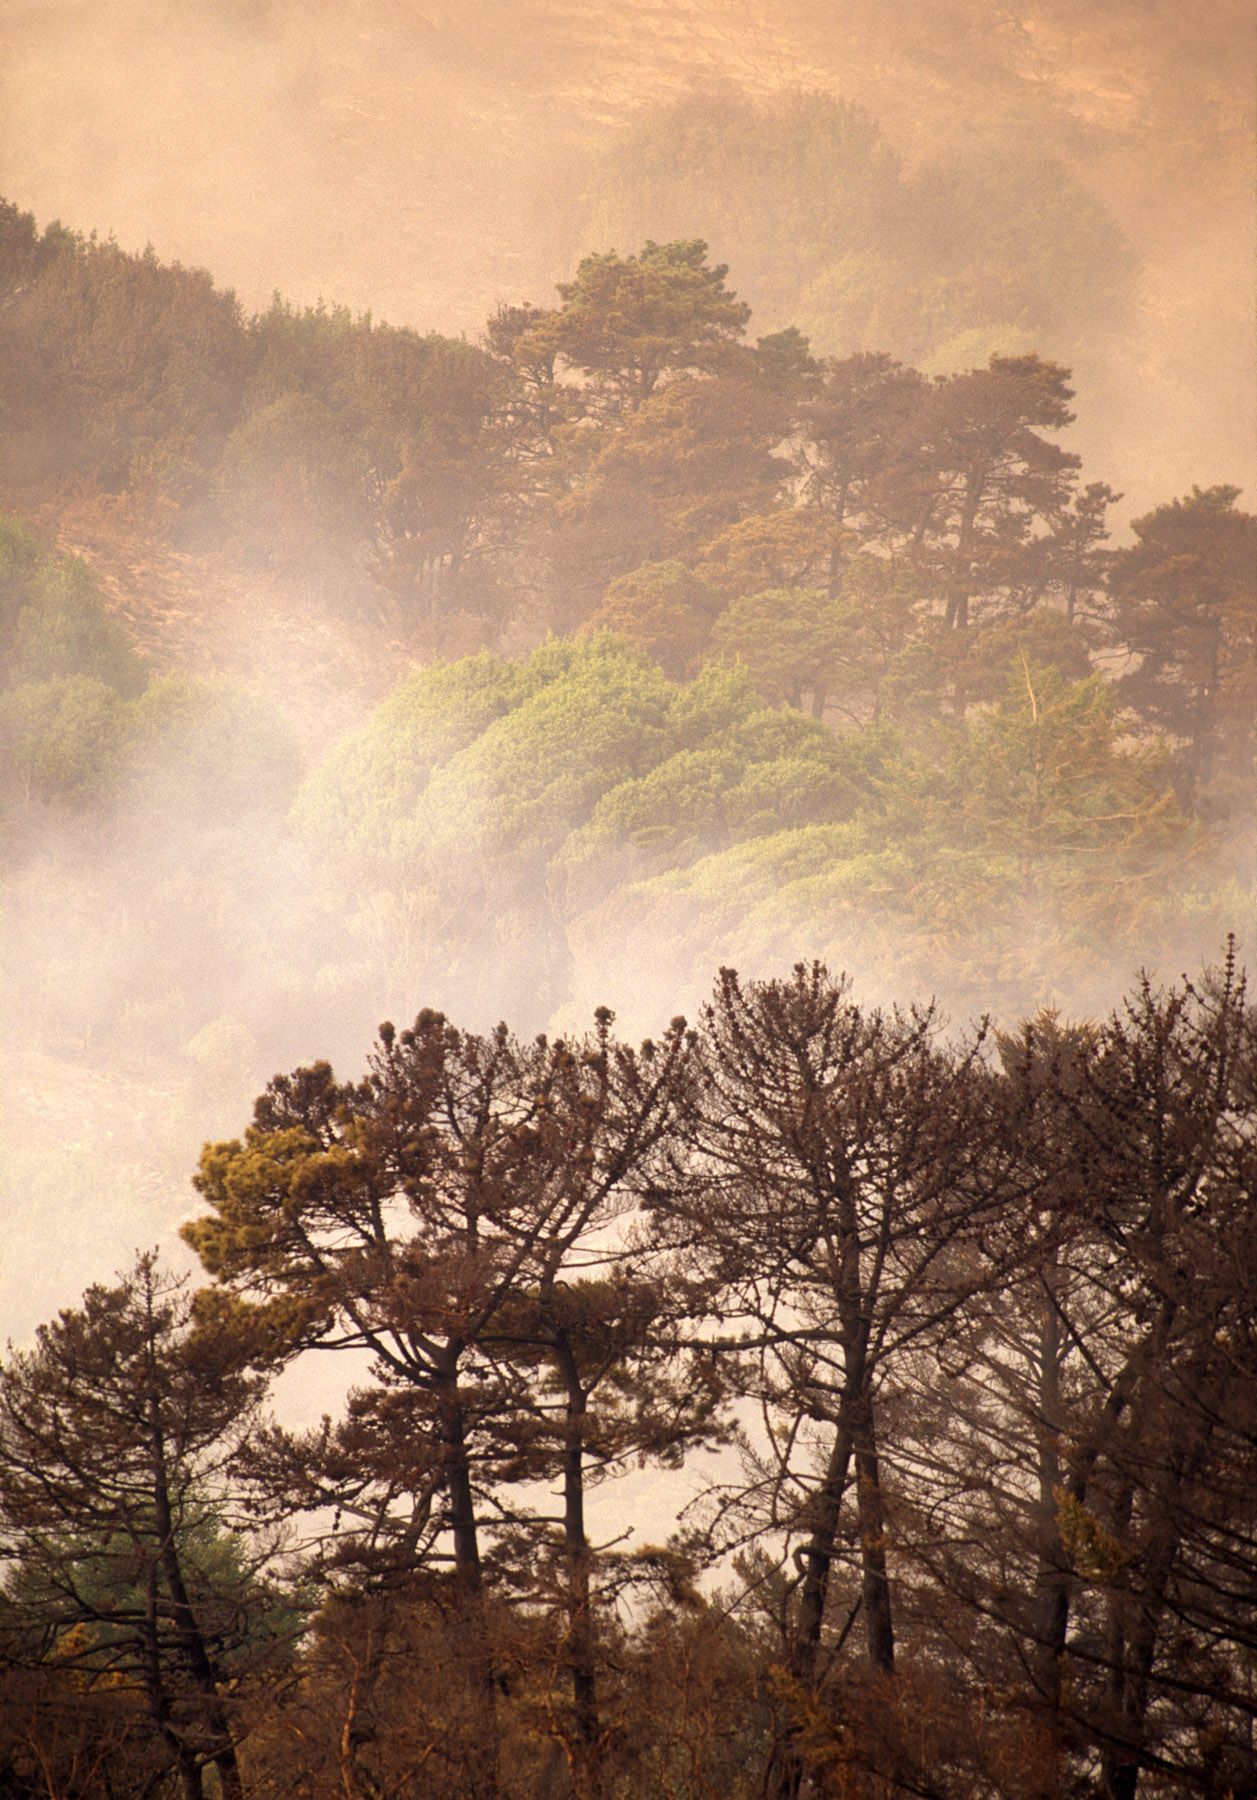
2, 0, 1254, 512
0, 1, 1252, 1406
0, 3, 1246, 1728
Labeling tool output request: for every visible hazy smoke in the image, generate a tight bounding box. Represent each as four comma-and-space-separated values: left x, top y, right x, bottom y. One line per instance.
2, 0, 1252, 510
0, 0, 1253, 1346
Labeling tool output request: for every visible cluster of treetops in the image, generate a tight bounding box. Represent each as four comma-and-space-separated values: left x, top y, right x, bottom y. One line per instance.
1, 199, 1253, 1033
0, 951, 1253, 1797
1, 80, 1138, 503
570, 91, 1134, 374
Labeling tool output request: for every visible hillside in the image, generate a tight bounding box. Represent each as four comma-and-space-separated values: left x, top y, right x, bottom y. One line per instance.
2, 0, 1252, 508
0, 11, 1254, 1794
22, 499, 409, 740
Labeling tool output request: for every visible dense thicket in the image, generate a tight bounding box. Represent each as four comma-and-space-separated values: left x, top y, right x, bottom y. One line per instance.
1, 955, 1253, 1798
578, 91, 1136, 371
1, 210, 1252, 1049
0, 83, 1252, 1800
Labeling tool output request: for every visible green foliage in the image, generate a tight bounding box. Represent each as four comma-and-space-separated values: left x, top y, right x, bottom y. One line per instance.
554, 702, 890, 911
0, 677, 130, 808
277, 616, 1221, 1033
213, 392, 371, 572
1110, 485, 1257, 800
0, 522, 144, 695
547, 239, 751, 406
290, 651, 544, 867
1054, 1488, 1131, 1583
127, 678, 303, 820
559, 742, 744, 879
11, 562, 145, 696
0, 1259, 284, 1795
583, 93, 1133, 368
417, 636, 677, 863
0, 516, 43, 635
822, 554, 926, 724
711, 585, 848, 711
0, 190, 1246, 1069
602, 658, 1193, 1016
3, 1508, 293, 1674
945, 660, 1182, 875
583, 560, 725, 677
668, 660, 762, 745
1, 237, 246, 490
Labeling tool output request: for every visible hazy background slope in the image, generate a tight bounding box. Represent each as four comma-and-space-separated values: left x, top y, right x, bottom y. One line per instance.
0, 0, 1252, 1340
2, 0, 1253, 511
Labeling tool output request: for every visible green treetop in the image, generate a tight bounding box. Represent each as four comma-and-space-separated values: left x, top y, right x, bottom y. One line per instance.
546, 241, 751, 411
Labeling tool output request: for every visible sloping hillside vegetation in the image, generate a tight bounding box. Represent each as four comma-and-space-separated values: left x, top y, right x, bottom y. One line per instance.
2, 211, 1252, 1039
0, 96, 1254, 1798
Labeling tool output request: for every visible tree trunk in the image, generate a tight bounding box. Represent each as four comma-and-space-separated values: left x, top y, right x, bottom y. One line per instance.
437, 1364, 501, 1800
793, 1416, 856, 1687
554, 1331, 602, 1800
1101, 1436, 1197, 1800
1035, 1263, 1071, 1720
147, 1399, 244, 1800
853, 1399, 895, 1674
827, 525, 846, 597
141, 1561, 203, 1800
945, 463, 987, 631
765, 1413, 855, 1800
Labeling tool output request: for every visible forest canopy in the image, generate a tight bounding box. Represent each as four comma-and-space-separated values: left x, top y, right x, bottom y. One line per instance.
0, 134, 1253, 1800
1, 205, 1252, 1050
1, 956, 1255, 1798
